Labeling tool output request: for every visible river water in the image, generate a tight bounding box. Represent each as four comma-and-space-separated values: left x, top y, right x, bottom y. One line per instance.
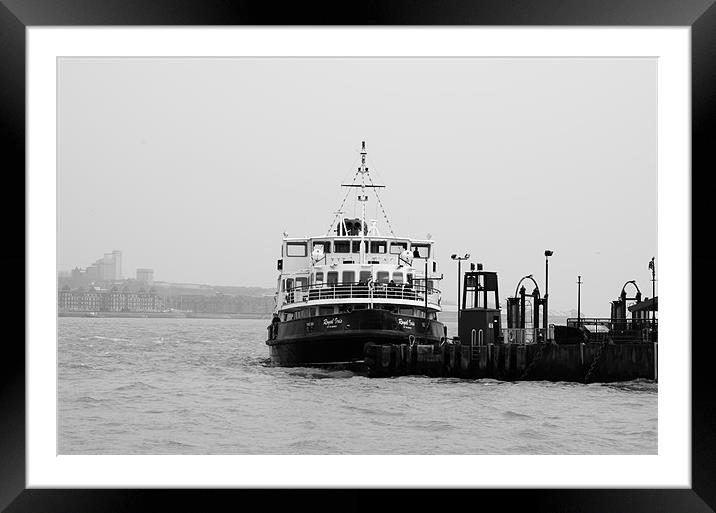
58, 315, 656, 454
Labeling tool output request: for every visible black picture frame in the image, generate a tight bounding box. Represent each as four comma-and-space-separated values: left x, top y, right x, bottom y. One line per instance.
3, 1, 714, 511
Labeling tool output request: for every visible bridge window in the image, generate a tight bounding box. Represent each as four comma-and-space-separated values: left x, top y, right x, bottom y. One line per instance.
286, 242, 307, 257
295, 277, 308, 289
313, 241, 331, 253
334, 241, 351, 253
412, 244, 430, 258
352, 241, 368, 253
376, 271, 389, 284
284, 278, 294, 291
327, 271, 338, 285
342, 271, 355, 284
314, 271, 324, 285
407, 274, 414, 285
370, 241, 387, 254
359, 271, 372, 283
390, 242, 408, 254
393, 272, 404, 284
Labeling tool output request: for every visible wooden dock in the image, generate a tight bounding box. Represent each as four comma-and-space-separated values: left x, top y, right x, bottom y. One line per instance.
364, 341, 657, 383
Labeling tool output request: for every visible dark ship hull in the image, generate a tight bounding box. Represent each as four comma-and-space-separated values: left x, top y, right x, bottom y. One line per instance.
266, 308, 445, 366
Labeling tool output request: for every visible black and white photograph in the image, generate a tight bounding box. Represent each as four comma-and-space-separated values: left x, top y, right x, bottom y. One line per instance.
56, 55, 659, 456
1, 0, 711, 507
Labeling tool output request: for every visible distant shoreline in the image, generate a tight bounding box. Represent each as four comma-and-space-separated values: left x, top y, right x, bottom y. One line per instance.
58, 312, 269, 320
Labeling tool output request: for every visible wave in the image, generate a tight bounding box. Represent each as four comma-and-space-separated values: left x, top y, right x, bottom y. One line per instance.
503, 410, 533, 419
114, 381, 158, 391
89, 335, 127, 342
62, 362, 91, 370
75, 395, 105, 404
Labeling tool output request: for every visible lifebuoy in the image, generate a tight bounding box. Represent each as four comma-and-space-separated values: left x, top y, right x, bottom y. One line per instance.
408, 334, 416, 347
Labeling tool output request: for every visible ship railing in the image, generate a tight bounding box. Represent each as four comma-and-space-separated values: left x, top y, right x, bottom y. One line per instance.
280, 281, 441, 307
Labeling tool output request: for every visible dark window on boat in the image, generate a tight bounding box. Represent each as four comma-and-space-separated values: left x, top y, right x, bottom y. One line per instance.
314, 272, 324, 284
334, 241, 351, 253
353, 304, 368, 310
427, 280, 434, 290
342, 271, 355, 284
390, 242, 408, 254
376, 271, 389, 284
359, 271, 372, 283
295, 277, 308, 289
352, 241, 367, 253
285, 278, 294, 290
309, 307, 317, 317
370, 241, 387, 254
327, 272, 338, 285
286, 242, 307, 257
407, 274, 414, 285
393, 272, 404, 284
412, 244, 430, 258
313, 241, 331, 253
318, 306, 335, 315
294, 309, 303, 319
398, 307, 414, 316
284, 312, 295, 321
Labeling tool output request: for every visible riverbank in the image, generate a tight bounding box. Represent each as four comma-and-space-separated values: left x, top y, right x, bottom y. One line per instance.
58, 311, 268, 320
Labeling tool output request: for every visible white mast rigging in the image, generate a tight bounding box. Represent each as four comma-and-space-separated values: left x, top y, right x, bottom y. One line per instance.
339, 141, 385, 265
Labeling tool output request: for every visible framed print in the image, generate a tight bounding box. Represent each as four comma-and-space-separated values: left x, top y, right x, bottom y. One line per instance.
3, 0, 715, 511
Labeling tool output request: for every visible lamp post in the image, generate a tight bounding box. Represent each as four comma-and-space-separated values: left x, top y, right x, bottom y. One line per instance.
543, 250, 554, 335
451, 253, 470, 322
649, 257, 656, 329
577, 275, 582, 327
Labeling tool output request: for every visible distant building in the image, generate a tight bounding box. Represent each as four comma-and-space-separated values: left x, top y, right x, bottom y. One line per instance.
136, 268, 154, 285
101, 253, 115, 281
112, 250, 122, 280
67, 250, 123, 285
58, 285, 164, 313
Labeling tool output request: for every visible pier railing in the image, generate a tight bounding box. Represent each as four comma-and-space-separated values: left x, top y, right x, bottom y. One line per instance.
504, 328, 546, 345
281, 281, 441, 308
566, 318, 657, 342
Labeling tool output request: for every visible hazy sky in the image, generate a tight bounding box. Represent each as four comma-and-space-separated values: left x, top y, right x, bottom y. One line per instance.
58, 57, 656, 316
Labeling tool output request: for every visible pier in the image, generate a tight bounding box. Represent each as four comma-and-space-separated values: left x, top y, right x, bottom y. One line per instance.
364, 264, 657, 383
364, 340, 656, 382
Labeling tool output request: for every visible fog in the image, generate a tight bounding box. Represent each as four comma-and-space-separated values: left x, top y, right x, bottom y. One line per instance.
58, 57, 656, 316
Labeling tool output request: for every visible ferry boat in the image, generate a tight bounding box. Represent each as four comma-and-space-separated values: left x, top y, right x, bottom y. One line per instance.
266, 142, 446, 366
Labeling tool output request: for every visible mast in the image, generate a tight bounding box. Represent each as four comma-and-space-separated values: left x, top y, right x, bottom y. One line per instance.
359, 141, 367, 265
338, 142, 386, 265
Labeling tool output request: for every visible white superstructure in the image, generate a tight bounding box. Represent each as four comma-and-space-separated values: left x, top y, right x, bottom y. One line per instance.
273, 142, 442, 322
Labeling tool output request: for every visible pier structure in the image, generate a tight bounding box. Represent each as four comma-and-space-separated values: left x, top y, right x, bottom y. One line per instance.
364, 262, 657, 382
